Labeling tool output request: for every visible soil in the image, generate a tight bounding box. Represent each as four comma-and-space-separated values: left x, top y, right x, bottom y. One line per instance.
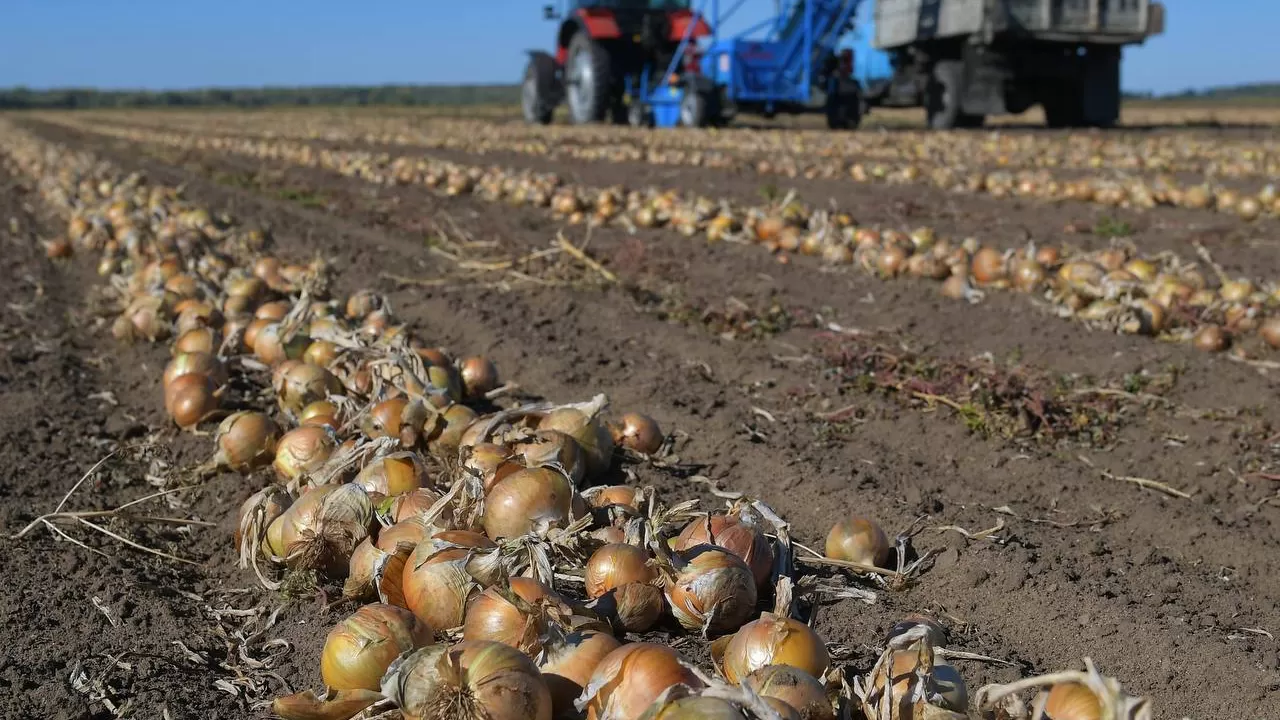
3, 116, 1278, 720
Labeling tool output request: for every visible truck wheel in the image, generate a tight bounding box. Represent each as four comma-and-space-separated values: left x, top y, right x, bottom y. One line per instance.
522, 54, 558, 125
925, 61, 982, 130
1043, 83, 1085, 128
826, 79, 864, 130
680, 88, 709, 128
565, 32, 611, 124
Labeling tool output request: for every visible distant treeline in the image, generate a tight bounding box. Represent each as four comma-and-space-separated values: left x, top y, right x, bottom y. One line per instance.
0, 85, 522, 110
3, 82, 1279, 110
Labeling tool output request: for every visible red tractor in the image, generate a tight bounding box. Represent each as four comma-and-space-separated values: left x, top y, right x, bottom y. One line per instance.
523, 0, 712, 126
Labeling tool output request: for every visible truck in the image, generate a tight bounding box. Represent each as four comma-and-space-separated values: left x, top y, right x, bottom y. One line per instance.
863, 0, 1166, 128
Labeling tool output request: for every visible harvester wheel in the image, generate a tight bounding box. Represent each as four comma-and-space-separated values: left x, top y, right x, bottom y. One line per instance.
628, 103, 653, 128
926, 60, 983, 130
522, 54, 559, 125
680, 89, 710, 128
826, 79, 863, 130
565, 32, 612, 124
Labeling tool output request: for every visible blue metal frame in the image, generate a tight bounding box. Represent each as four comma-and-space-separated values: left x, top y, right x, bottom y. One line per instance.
637, 0, 864, 126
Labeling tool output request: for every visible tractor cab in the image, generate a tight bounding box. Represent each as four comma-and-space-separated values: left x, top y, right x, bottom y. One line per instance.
524, 0, 710, 126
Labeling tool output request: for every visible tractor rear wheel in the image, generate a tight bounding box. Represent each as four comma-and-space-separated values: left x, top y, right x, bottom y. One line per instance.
522, 54, 558, 125
565, 32, 611, 124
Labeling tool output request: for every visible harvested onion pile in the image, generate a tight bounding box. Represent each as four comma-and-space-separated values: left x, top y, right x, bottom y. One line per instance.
58, 119, 1280, 359
1, 119, 1159, 720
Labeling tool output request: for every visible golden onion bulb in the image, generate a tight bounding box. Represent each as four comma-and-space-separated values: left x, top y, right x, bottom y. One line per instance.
722, 613, 830, 684
582, 643, 703, 720
611, 412, 663, 454
212, 410, 279, 472
666, 546, 757, 634
584, 544, 656, 599
273, 425, 336, 482
1044, 682, 1102, 720
354, 452, 425, 496
482, 467, 574, 539
383, 640, 551, 720
538, 630, 622, 716
825, 515, 892, 568
320, 603, 431, 691
743, 665, 833, 720
675, 514, 774, 588
539, 407, 614, 478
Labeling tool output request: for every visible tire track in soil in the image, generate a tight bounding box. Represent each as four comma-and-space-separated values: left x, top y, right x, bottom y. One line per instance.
0, 164, 295, 719
24, 120, 1280, 718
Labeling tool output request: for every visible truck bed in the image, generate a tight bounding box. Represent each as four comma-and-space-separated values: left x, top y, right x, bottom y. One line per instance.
874, 0, 1156, 49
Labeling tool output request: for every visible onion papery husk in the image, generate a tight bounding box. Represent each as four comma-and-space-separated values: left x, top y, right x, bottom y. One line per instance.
718, 612, 830, 685
380, 640, 553, 720
662, 543, 758, 636
401, 539, 506, 632
537, 394, 614, 479
742, 665, 834, 720
271, 688, 383, 720
211, 410, 280, 473
354, 451, 427, 497
279, 483, 375, 578
461, 576, 579, 656
854, 625, 969, 720
344, 535, 413, 606
536, 624, 622, 717
588, 581, 666, 634
577, 642, 704, 720
675, 511, 774, 589
236, 486, 294, 589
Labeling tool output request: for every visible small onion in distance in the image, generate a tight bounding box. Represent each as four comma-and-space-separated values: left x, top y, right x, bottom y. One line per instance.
459, 356, 499, 399
320, 603, 432, 691
825, 515, 892, 568
611, 412, 663, 455
164, 373, 219, 429
211, 410, 279, 472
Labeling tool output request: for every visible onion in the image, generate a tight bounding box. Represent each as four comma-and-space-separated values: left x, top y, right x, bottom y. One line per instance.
666, 546, 758, 635
610, 412, 663, 455
320, 603, 432, 691
870, 649, 968, 717
173, 327, 218, 355
674, 514, 774, 588
463, 443, 521, 492
278, 483, 375, 577
364, 397, 409, 438
255, 300, 291, 321
581, 643, 703, 720
163, 351, 226, 389
164, 373, 219, 429
274, 361, 342, 416
825, 515, 892, 568
304, 339, 340, 367
273, 425, 337, 482
584, 485, 641, 510
212, 410, 279, 472
510, 430, 585, 485
585, 544, 656, 599
646, 696, 748, 719
234, 485, 292, 557
354, 452, 425, 496
462, 576, 566, 654
970, 247, 1006, 285
1260, 317, 1280, 349
593, 582, 665, 633
460, 356, 499, 399
387, 488, 447, 524
381, 640, 552, 720
429, 403, 478, 453
721, 613, 829, 684
271, 689, 381, 720
254, 323, 310, 366
743, 665, 833, 720
300, 400, 339, 424
1044, 682, 1102, 720
539, 407, 614, 478
1192, 324, 1229, 353
538, 630, 621, 716
482, 467, 574, 539
344, 536, 413, 605
402, 546, 485, 631
345, 290, 382, 319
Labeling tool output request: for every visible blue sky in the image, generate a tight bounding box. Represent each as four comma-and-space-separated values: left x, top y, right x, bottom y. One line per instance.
0, 1, 1269, 94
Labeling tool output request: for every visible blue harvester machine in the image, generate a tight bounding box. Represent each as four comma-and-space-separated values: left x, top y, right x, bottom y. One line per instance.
523, 0, 867, 130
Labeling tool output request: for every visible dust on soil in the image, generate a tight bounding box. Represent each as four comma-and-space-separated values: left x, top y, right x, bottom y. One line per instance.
3, 117, 1279, 719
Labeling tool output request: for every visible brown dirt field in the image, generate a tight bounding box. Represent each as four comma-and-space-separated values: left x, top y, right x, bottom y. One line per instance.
3, 116, 1279, 719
